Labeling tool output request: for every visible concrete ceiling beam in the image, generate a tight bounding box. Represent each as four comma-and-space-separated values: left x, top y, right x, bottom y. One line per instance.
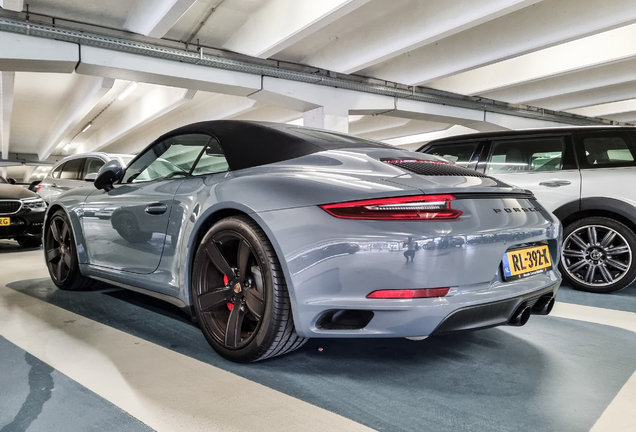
359, 0, 636, 86
0, 32, 78, 73
357, 120, 450, 141
229, 104, 301, 123
77, 86, 197, 154
466, 112, 565, 131
385, 125, 478, 148
568, 99, 636, 118
223, 0, 371, 59
483, 58, 636, 104
123, 0, 197, 38
526, 81, 636, 111
249, 76, 395, 115
0, 0, 23, 12
38, 75, 114, 161
102, 94, 257, 154
0, 71, 14, 159
349, 116, 411, 136
605, 111, 636, 123
75, 46, 261, 97
304, 0, 541, 74
429, 23, 636, 95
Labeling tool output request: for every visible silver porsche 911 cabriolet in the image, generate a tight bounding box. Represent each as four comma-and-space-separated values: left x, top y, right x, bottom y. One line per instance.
43, 121, 561, 362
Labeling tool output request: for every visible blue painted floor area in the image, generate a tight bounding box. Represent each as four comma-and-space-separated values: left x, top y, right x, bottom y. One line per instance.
6, 278, 636, 432
0, 336, 153, 432
557, 281, 636, 313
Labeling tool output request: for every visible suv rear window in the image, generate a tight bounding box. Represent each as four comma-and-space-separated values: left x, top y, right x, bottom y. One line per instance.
582, 136, 635, 167
423, 143, 479, 167
487, 138, 564, 174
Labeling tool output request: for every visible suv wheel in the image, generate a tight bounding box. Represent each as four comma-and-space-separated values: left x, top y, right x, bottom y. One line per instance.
560, 217, 636, 293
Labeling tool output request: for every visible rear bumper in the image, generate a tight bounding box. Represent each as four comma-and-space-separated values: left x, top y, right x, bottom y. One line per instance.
257, 201, 561, 339
431, 282, 559, 335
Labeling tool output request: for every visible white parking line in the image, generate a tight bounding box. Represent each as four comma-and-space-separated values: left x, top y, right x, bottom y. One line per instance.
551, 303, 636, 432
0, 285, 375, 432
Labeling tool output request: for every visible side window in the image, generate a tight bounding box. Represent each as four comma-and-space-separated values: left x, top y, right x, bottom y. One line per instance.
424, 143, 478, 167
51, 163, 64, 179
191, 137, 228, 176
83, 158, 106, 177
123, 133, 212, 183
487, 138, 564, 174
582, 136, 636, 167
59, 158, 84, 179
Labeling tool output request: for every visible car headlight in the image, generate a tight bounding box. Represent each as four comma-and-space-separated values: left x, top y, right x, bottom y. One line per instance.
20, 197, 46, 209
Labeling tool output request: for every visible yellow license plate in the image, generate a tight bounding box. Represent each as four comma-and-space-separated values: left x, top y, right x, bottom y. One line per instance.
0, 217, 10, 226
503, 244, 552, 280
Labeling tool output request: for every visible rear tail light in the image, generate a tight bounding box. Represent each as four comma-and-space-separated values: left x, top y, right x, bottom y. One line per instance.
320, 195, 462, 220
367, 288, 450, 299
36, 183, 42, 194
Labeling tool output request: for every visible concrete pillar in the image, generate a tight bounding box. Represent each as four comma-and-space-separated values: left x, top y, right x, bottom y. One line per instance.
0, 167, 6, 179
303, 106, 349, 133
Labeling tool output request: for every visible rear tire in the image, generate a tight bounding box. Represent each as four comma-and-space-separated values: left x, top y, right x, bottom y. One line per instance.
560, 217, 636, 293
44, 210, 92, 291
191, 216, 307, 362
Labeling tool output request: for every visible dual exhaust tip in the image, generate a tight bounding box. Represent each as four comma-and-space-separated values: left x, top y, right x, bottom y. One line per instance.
508, 294, 555, 327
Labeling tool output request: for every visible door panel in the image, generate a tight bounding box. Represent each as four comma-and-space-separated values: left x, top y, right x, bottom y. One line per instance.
490, 170, 581, 213
82, 179, 183, 274
484, 137, 581, 213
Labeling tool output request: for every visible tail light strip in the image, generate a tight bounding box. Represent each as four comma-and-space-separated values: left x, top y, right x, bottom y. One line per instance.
320, 194, 462, 220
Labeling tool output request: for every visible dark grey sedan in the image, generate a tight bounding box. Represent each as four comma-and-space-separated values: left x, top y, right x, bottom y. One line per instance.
43, 121, 561, 362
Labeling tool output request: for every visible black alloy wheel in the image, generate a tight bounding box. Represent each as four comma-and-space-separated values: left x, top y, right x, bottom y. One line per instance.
560, 217, 636, 293
192, 216, 306, 362
44, 210, 91, 290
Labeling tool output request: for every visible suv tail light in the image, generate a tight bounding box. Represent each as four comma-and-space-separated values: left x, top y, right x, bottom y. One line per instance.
320, 195, 462, 220
35, 182, 42, 194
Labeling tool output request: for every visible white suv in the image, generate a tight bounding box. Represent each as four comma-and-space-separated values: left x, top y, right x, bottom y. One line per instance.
38, 152, 134, 204
419, 127, 636, 293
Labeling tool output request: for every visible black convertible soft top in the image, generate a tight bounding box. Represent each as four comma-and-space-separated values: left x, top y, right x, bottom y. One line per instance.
152, 120, 392, 171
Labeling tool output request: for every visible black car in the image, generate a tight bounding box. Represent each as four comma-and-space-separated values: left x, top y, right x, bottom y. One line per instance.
0, 175, 46, 247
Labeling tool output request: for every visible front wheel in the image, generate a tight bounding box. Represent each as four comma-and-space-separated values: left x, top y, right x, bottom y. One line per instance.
560, 217, 636, 293
44, 210, 92, 291
192, 216, 307, 362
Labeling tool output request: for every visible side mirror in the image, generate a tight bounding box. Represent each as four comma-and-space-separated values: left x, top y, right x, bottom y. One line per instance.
94, 160, 123, 192
84, 173, 98, 182
7, 177, 16, 185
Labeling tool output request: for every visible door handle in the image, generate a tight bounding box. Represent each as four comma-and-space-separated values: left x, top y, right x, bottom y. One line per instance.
539, 180, 571, 188
145, 203, 167, 215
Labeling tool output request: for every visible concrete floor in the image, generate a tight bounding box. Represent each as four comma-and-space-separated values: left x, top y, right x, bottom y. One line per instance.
1, 239, 635, 432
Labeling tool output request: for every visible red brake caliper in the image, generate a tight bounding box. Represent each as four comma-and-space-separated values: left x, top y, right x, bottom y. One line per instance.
224, 275, 234, 311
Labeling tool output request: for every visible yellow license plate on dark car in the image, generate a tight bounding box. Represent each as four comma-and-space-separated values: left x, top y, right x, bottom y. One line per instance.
0, 217, 9, 226
502, 244, 552, 281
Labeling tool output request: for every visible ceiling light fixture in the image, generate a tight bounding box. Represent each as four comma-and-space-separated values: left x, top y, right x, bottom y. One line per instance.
63, 144, 71, 151
117, 82, 139, 101
81, 123, 92, 133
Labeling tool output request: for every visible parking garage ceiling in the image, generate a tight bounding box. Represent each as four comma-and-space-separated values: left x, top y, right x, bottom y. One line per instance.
1, 0, 636, 181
